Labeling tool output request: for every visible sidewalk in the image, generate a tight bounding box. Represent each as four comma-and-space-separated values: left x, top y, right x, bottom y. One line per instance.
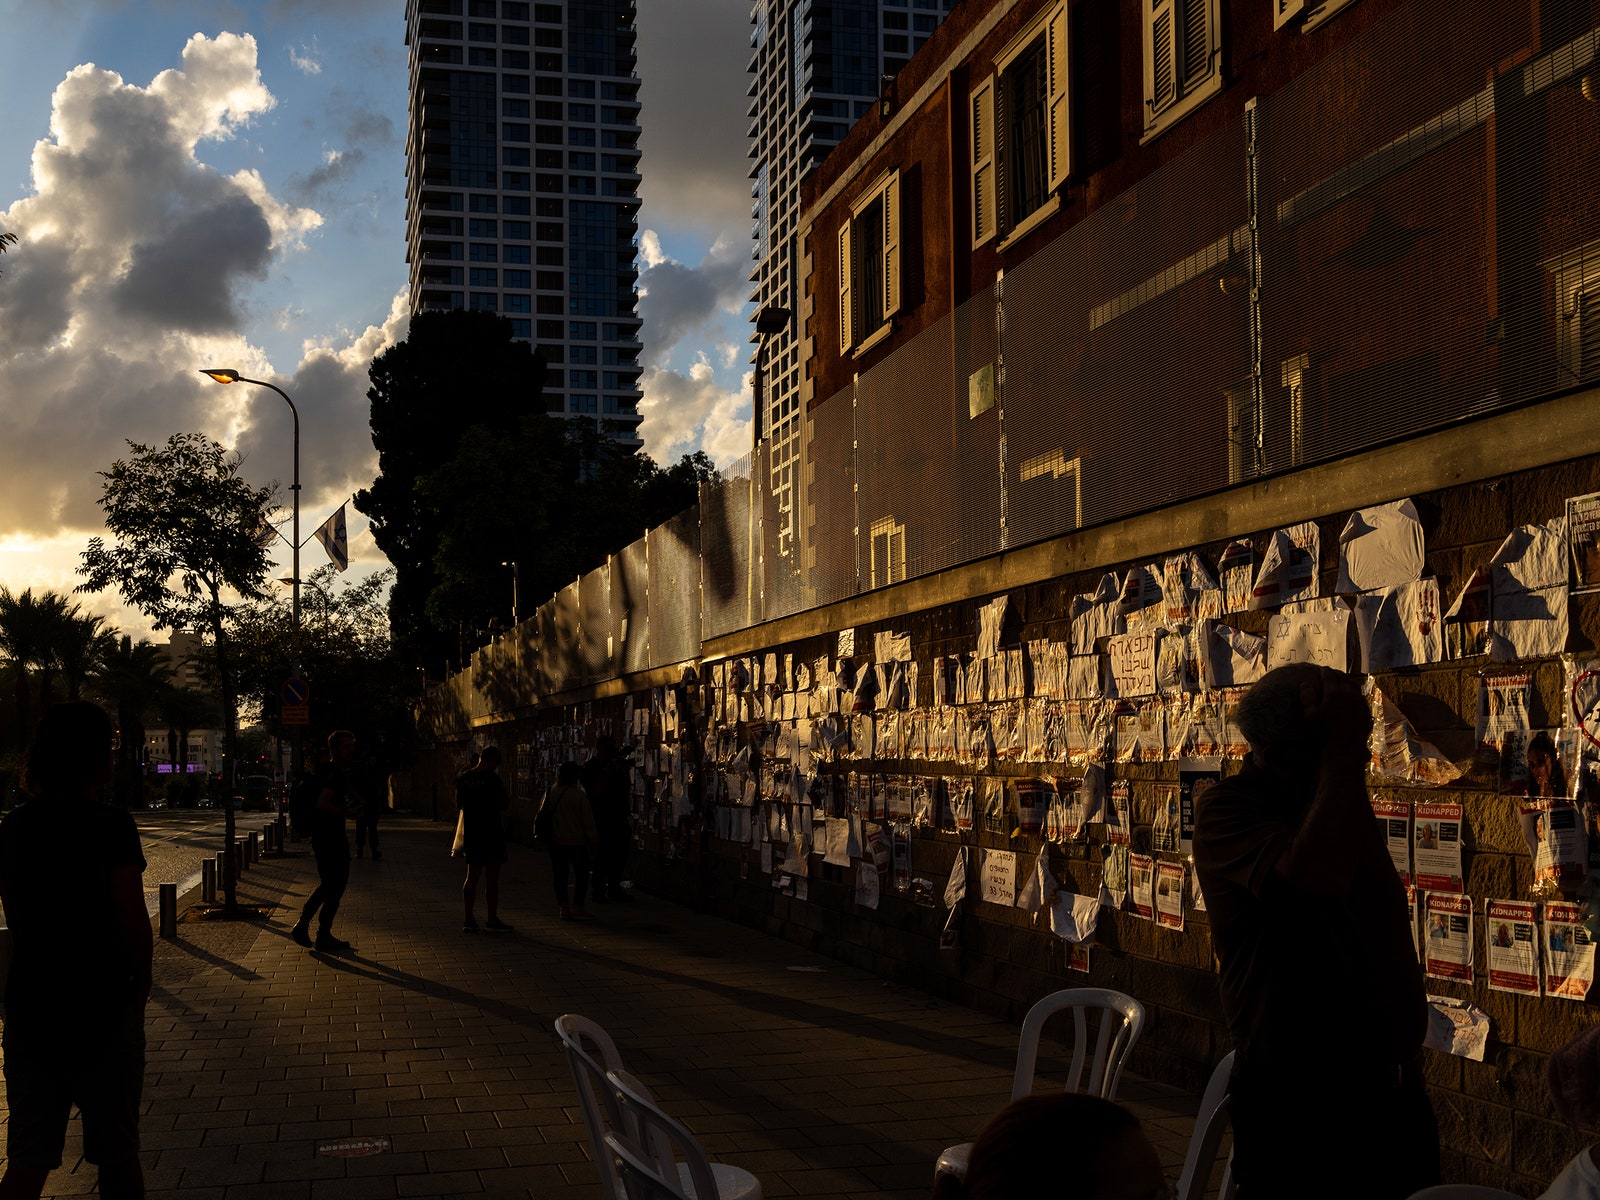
29, 818, 1206, 1198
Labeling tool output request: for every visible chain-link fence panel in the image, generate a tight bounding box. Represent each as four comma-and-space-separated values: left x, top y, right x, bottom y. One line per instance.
614, 539, 650, 676
577, 564, 611, 682
647, 507, 700, 667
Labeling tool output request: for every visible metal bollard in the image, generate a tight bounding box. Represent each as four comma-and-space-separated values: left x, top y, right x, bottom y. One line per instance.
247, 831, 260, 864
159, 883, 177, 939
231, 841, 245, 876
216, 849, 227, 890
201, 858, 216, 903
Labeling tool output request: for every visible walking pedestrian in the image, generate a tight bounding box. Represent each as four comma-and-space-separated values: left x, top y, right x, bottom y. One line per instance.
354, 750, 383, 860
0, 701, 151, 1199
457, 745, 513, 933
583, 735, 632, 901
538, 761, 597, 920
1193, 664, 1437, 1198
290, 730, 364, 954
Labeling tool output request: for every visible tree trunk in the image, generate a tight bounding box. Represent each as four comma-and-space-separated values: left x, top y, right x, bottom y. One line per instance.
211, 602, 239, 916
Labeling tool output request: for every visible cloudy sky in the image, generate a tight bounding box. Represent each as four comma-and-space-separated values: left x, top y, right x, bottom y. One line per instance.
0, 0, 755, 638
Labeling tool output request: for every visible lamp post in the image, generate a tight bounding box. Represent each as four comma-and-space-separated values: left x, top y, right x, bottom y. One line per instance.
750, 305, 790, 450
502, 560, 520, 625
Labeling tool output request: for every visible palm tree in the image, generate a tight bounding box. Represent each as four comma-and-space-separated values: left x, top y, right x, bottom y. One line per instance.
93, 637, 171, 807
50, 610, 116, 702
158, 684, 218, 806
0, 229, 15, 278
0, 588, 71, 751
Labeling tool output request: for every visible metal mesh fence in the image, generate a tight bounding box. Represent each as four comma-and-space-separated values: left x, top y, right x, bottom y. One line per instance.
577, 565, 611, 681
475, 1, 1600, 699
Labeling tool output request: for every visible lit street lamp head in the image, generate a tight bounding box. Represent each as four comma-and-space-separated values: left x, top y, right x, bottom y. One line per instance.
200, 368, 241, 384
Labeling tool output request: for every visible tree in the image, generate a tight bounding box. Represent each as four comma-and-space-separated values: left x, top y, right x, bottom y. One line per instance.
50, 609, 116, 702
0, 588, 72, 751
79, 433, 275, 912
0, 229, 15, 278
92, 636, 172, 808
156, 684, 218, 806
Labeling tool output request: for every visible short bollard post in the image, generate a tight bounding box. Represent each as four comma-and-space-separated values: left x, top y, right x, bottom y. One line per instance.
215, 849, 227, 891
201, 858, 216, 903
232, 841, 245, 876
248, 831, 260, 864
159, 883, 177, 939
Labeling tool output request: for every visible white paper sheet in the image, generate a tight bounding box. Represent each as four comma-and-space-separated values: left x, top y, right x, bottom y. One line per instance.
943, 847, 968, 908
1337, 499, 1425, 594
1049, 891, 1101, 944
980, 848, 1017, 906
1352, 578, 1443, 672
1120, 563, 1165, 632
1202, 623, 1267, 689
1105, 631, 1158, 698
1070, 573, 1122, 654
1489, 518, 1569, 661
1266, 607, 1349, 671
1423, 994, 1490, 1060
874, 630, 912, 663
854, 862, 879, 908
1249, 521, 1320, 609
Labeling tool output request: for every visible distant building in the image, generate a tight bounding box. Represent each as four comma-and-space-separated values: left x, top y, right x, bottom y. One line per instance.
404, 0, 644, 445
150, 631, 221, 775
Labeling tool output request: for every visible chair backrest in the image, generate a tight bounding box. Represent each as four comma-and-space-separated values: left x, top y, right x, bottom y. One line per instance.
555, 1014, 631, 1200
608, 1068, 722, 1200
1176, 1050, 1235, 1200
605, 1130, 690, 1200
1012, 987, 1146, 1101
1403, 1187, 1527, 1200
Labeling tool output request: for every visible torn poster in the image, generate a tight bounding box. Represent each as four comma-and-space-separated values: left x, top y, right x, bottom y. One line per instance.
1486, 899, 1541, 996
1202, 624, 1267, 690
1017, 847, 1056, 915
1569, 492, 1600, 594
1368, 683, 1463, 787
1119, 563, 1166, 633
1163, 551, 1223, 627
981, 848, 1017, 907
1521, 797, 1588, 898
1423, 995, 1490, 1062
1266, 606, 1349, 672
1152, 783, 1183, 854
1050, 891, 1101, 944
1104, 778, 1131, 844
1422, 892, 1473, 982
1352, 578, 1444, 672
1445, 565, 1491, 659
837, 628, 855, 658
1100, 843, 1129, 908
1155, 861, 1186, 931
1413, 802, 1464, 892
1219, 539, 1255, 614
1046, 776, 1088, 842
943, 847, 968, 908
1373, 798, 1412, 883
1336, 499, 1425, 594
978, 595, 1008, 660
1249, 522, 1320, 609
1488, 518, 1569, 661
1129, 853, 1155, 920
1106, 631, 1158, 699
874, 630, 912, 663
1069, 655, 1101, 700
1071, 573, 1122, 654
1477, 673, 1532, 792
1114, 699, 1165, 765
1545, 900, 1596, 1000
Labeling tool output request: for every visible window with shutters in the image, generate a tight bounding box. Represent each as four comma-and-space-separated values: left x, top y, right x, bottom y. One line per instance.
971, 0, 1070, 248
1141, 0, 1222, 144
1274, 0, 1360, 34
1547, 242, 1600, 387
838, 169, 902, 356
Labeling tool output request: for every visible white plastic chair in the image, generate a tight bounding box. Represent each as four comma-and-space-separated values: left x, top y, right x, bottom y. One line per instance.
607, 1068, 763, 1200
1176, 1051, 1235, 1200
555, 1014, 634, 1200
1404, 1188, 1526, 1200
934, 987, 1146, 1184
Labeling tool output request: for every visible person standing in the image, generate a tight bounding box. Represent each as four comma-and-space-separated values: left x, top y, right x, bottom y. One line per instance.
1193, 664, 1436, 1199
538, 761, 597, 920
291, 730, 363, 953
583, 735, 632, 902
0, 701, 151, 1199
457, 745, 513, 933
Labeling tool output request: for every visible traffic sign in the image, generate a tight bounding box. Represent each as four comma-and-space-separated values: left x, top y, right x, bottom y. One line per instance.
281, 704, 310, 726
281, 678, 310, 706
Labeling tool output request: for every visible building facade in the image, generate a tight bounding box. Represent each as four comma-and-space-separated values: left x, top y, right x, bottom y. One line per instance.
747, 0, 961, 552
404, 0, 644, 444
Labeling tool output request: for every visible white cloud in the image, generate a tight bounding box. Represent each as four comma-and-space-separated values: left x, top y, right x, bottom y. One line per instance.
637, 236, 750, 369
638, 357, 753, 470
639, 228, 667, 269
289, 42, 323, 74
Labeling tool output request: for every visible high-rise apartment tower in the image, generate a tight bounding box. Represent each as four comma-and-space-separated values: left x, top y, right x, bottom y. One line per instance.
405, 0, 644, 444
748, 0, 957, 547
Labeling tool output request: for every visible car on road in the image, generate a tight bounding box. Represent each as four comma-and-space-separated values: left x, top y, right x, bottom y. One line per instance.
241, 775, 274, 811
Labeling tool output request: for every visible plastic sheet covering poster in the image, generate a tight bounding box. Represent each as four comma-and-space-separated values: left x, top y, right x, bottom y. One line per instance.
1445, 565, 1491, 660
1221, 687, 1251, 759
1105, 779, 1131, 844
1422, 891, 1473, 982
1152, 783, 1182, 854
1352, 578, 1444, 673
1477, 673, 1532, 793
1485, 899, 1541, 996
854, 861, 880, 909
1219, 539, 1254, 614
1413, 802, 1464, 891
1336, 499, 1425, 595
977, 595, 1008, 660
1372, 798, 1412, 883
1568, 492, 1600, 593
1100, 844, 1130, 909
1368, 683, 1463, 787
1119, 563, 1165, 633
980, 848, 1017, 907
874, 630, 912, 663
1201, 623, 1267, 690
1014, 777, 1052, 835
1106, 631, 1158, 699
943, 847, 968, 908
1080, 761, 1109, 824
1249, 522, 1319, 610
1066, 943, 1092, 974
1071, 573, 1122, 655
1180, 692, 1224, 759
892, 826, 911, 892
1162, 551, 1222, 627
1051, 890, 1101, 944
1266, 607, 1348, 672
1521, 798, 1588, 897
1129, 853, 1155, 920
1016, 847, 1055, 916
1423, 995, 1490, 1062
1488, 518, 1569, 662
950, 778, 974, 833
1155, 631, 1198, 695
1544, 901, 1596, 999
837, 628, 855, 658
1155, 861, 1186, 932
1046, 775, 1087, 842
1115, 699, 1165, 764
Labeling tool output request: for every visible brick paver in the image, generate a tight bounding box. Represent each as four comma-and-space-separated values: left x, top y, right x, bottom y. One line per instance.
8, 818, 1208, 1198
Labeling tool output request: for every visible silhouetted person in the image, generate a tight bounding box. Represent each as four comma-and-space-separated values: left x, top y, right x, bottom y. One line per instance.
0, 701, 151, 1199
354, 750, 384, 860
291, 730, 363, 953
584, 735, 632, 901
538, 761, 597, 920
457, 746, 512, 932
1194, 664, 1436, 1199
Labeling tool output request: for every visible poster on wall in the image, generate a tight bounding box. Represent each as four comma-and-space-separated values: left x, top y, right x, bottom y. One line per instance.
1521, 798, 1589, 897
1178, 758, 1219, 857
1484, 899, 1541, 996
1569, 492, 1600, 594
1155, 861, 1186, 932
1422, 891, 1473, 982
1100, 843, 1130, 909
1249, 522, 1320, 609
1152, 783, 1183, 854
1372, 798, 1412, 883
1488, 518, 1569, 661
1106, 632, 1158, 698
1219, 539, 1254, 614
1071, 573, 1122, 655
1129, 853, 1155, 920
1413, 802, 1464, 892
1477, 673, 1532, 793
980, 849, 1017, 907
1544, 901, 1596, 1000
1266, 607, 1349, 672
1352, 578, 1444, 672
1336, 499, 1425, 595
1105, 779, 1131, 844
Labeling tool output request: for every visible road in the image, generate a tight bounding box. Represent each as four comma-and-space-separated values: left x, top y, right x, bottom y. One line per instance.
134, 807, 285, 916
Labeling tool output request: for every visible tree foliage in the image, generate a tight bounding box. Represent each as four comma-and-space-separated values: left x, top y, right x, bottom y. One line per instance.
91, 636, 171, 807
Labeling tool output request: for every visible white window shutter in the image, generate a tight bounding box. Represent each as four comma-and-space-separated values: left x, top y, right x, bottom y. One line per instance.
1046, 1, 1071, 192
972, 76, 996, 246
1145, 0, 1175, 120
881, 171, 901, 319
838, 218, 854, 353
1179, 0, 1213, 92
1274, 0, 1306, 30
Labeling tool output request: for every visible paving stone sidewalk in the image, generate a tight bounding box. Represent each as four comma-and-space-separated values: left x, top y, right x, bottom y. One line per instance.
15, 817, 1206, 1199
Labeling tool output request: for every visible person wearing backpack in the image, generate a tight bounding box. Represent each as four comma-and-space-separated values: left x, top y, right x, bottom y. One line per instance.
537, 761, 597, 921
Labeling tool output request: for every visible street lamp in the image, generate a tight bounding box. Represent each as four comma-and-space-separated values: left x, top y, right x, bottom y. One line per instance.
502, 560, 520, 625
751, 305, 790, 449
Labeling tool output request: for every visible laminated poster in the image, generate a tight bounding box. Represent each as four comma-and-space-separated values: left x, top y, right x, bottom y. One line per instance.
837, 628, 855, 658
950, 779, 974, 833
978, 595, 1008, 660
943, 847, 968, 908
1423, 996, 1491, 1062
1071, 573, 1122, 655
1488, 518, 1569, 662
1190, 859, 1207, 912
1568, 492, 1600, 594
1152, 783, 1183, 854
1372, 798, 1412, 883
1162, 551, 1222, 628
1068, 655, 1102, 700
854, 861, 880, 909
1485, 899, 1540, 996
1477, 673, 1532, 794
1080, 761, 1109, 824
1155, 861, 1186, 931
1336, 499, 1425, 595
1106, 631, 1158, 699
1266, 607, 1349, 672
1156, 631, 1196, 695
1180, 692, 1224, 759
1119, 563, 1165, 632
1066, 943, 1092, 974
1014, 777, 1051, 834
1422, 891, 1473, 983
1046, 776, 1087, 843
1220, 687, 1251, 759
1202, 624, 1267, 690
981, 848, 1017, 907
1544, 901, 1596, 1000
1520, 798, 1588, 897
1105, 780, 1132, 845
1219, 539, 1254, 614
1368, 683, 1463, 788
1412, 802, 1464, 892
1050, 891, 1101, 944
1249, 522, 1320, 610
1129, 853, 1155, 920
1100, 843, 1130, 909
1178, 759, 1219, 856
